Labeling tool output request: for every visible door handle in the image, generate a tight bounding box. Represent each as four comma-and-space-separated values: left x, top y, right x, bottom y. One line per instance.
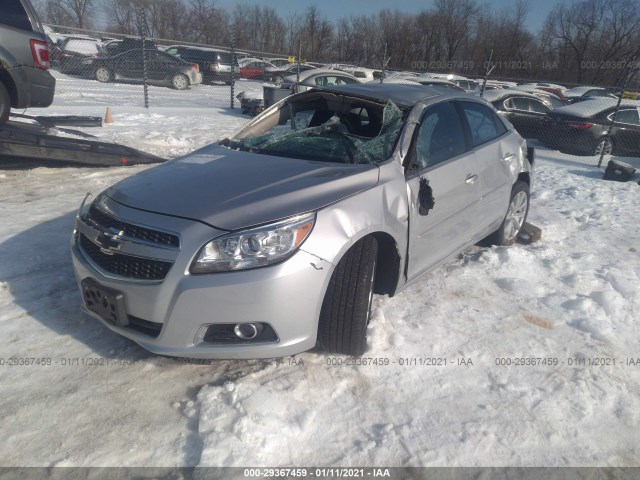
502, 153, 515, 161
465, 174, 478, 184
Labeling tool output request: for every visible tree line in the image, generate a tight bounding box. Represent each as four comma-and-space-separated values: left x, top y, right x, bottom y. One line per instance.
37, 0, 640, 87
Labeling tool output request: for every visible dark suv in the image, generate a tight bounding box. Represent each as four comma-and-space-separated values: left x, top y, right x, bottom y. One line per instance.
0, 0, 56, 123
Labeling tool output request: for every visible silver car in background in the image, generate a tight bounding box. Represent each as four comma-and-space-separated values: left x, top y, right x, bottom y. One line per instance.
71, 84, 533, 359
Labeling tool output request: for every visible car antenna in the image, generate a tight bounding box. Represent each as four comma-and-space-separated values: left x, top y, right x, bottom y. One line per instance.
381, 43, 390, 84
296, 37, 301, 93
479, 49, 495, 97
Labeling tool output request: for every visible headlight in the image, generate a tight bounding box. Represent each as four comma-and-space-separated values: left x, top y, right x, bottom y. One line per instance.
190, 213, 315, 273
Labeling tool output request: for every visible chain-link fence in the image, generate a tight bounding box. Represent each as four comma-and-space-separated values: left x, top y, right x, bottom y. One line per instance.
44, 24, 289, 110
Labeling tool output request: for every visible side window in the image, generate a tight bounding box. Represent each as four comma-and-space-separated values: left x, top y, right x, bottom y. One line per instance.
504, 97, 529, 111
612, 109, 640, 125
460, 101, 505, 147
528, 99, 550, 114
1, 0, 32, 31
415, 102, 466, 169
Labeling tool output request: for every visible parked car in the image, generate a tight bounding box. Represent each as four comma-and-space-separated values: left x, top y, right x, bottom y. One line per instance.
265, 63, 316, 84
282, 68, 361, 92
103, 38, 157, 57
166, 46, 239, 84
563, 86, 617, 103
71, 83, 533, 359
511, 85, 568, 108
0, 0, 55, 124
328, 64, 381, 82
412, 78, 465, 91
483, 89, 554, 139
541, 99, 640, 156
423, 74, 479, 92
264, 57, 291, 68
87, 49, 202, 90
239, 59, 275, 79
57, 35, 103, 75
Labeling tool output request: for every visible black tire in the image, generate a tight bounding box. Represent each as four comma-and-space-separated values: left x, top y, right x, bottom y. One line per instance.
318, 236, 378, 356
0, 82, 10, 125
488, 180, 530, 246
594, 136, 613, 156
94, 66, 113, 83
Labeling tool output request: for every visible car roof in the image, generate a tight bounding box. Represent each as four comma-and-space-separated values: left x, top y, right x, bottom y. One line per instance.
314, 83, 465, 107
289, 68, 359, 82
481, 89, 540, 103
552, 98, 640, 117
563, 86, 607, 96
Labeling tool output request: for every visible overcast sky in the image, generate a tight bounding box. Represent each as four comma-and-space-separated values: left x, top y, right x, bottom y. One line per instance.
217, 0, 559, 33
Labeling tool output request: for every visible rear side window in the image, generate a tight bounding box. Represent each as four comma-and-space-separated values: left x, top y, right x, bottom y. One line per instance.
612, 109, 640, 125
62, 39, 100, 55
460, 101, 506, 147
2, 0, 33, 31
415, 101, 466, 169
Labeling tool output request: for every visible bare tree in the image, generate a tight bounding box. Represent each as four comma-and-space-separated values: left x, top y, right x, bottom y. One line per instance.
435, 0, 478, 61
54, 0, 94, 28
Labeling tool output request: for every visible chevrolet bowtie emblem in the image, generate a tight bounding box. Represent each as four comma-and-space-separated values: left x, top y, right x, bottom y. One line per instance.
95, 229, 125, 254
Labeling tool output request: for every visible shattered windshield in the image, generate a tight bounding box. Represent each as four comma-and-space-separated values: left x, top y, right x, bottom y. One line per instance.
224, 92, 406, 164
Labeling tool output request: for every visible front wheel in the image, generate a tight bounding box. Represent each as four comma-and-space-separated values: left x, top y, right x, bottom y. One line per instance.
489, 180, 530, 246
171, 73, 189, 90
318, 236, 378, 356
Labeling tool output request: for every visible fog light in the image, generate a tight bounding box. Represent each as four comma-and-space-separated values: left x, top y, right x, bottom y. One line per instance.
195, 323, 279, 345
234, 323, 261, 340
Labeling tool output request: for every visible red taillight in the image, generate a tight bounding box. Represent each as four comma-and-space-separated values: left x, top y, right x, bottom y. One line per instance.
192, 64, 199, 72
30, 39, 50, 70
567, 121, 593, 129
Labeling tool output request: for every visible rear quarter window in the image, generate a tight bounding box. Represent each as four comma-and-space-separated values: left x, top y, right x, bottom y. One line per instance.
1, 0, 33, 31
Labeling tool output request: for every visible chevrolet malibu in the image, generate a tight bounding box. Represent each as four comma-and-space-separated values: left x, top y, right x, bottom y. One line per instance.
71, 84, 534, 359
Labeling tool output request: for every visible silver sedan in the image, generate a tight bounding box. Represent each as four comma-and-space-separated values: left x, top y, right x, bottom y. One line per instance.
71, 83, 533, 358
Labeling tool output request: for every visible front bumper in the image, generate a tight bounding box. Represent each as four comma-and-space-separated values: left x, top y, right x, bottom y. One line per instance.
70, 199, 333, 359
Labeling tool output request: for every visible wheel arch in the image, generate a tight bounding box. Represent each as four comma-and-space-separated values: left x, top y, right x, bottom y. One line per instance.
0, 69, 20, 108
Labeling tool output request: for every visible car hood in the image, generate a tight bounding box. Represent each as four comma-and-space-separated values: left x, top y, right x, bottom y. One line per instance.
104, 144, 379, 231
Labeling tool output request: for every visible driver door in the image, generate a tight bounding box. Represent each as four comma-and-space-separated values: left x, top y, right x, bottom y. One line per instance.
406, 101, 481, 280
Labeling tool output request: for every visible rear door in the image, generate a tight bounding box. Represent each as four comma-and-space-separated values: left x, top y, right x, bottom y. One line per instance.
406, 100, 480, 279
458, 101, 514, 231
610, 108, 640, 154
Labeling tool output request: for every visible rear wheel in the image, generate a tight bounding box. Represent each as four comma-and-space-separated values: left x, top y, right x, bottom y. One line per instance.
489, 180, 530, 246
0, 82, 10, 124
318, 237, 378, 356
172, 73, 189, 90
594, 137, 613, 156
94, 66, 113, 83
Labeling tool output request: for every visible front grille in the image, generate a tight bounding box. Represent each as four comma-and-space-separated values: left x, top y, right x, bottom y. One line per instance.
87, 205, 179, 248
79, 234, 173, 281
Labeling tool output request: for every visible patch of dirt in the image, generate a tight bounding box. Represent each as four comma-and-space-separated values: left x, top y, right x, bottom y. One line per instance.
523, 313, 554, 329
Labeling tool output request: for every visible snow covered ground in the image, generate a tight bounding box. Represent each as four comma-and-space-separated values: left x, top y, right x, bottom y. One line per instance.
1, 73, 639, 468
